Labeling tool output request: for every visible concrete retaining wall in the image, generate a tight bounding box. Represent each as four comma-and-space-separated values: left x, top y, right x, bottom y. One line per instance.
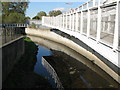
42, 57, 64, 89
2, 37, 24, 82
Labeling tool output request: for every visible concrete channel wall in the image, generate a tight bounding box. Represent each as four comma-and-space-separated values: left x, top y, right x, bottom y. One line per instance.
42, 57, 64, 89
2, 36, 24, 83
25, 28, 120, 84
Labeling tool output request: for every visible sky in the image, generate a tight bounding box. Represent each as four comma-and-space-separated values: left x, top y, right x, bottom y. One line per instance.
25, 1, 89, 18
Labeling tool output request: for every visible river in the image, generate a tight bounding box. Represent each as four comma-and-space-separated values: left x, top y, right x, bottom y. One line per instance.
29, 35, 119, 88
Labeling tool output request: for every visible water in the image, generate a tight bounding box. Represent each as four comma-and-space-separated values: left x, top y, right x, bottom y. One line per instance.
34, 45, 57, 88
3, 40, 53, 88
28, 35, 119, 88
34, 45, 52, 76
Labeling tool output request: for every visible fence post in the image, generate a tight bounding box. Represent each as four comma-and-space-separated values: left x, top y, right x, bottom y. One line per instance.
42, 16, 45, 25
63, 14, 65, 29
96, 0, 101, 43
52, 17, 54, 26
69, 11, 72, 30
66, 14, 68, 30
80, 6, 83, 34
60, 15, 61, 28
87, 3, 90, 38
76, 8, 79, 32
72, 11, 75, 31
58, 16, 60, 28
113, 1, 120, 51
54, 17, 56, 27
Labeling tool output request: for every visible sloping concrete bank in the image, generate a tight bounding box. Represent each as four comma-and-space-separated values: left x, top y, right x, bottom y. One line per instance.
51, 29, 120, 75
25, 28, 120, 84
27, 35, 118, 88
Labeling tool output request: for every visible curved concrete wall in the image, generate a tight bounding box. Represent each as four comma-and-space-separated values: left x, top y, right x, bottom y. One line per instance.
25, 28, 120, 84
28, 35, 119, 86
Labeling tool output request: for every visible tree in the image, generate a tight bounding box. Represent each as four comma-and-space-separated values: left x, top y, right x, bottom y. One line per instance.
25, 16, 31, 20
32, 16, 40, 20
3, 13, 25, 23
55, 10, 62, 16
2, 2, 29, 23
37, 11, 47, 20
26, 16, 31, 20
49, 10, 62, 17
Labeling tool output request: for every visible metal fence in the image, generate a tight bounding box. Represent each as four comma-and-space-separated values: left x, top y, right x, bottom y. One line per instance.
42, 0, 120, 51
0, 24, 26, 45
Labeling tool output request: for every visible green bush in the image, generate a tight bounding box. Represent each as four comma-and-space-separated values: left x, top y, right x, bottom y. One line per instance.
30, 23, 36, 28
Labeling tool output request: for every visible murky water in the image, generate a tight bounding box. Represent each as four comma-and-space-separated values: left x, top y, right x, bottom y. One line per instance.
34, 45, 57, 88
34, 45, 52, 77
29, 35, 119, 88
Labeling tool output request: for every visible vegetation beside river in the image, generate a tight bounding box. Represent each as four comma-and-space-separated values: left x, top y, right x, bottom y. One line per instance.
3, 37, 52, 89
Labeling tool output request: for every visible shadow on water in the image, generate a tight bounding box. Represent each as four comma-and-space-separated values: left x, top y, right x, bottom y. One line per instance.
28, 35, 120, 88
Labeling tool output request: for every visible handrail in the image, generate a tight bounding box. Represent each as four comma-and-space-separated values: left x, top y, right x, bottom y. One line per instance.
0, 24, 28, 27
42, 0, 120, 51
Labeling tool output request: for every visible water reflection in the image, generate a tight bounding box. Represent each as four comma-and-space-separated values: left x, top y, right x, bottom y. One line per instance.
34, 46, 57, 88
34, 46, 52, 76
28, 35, 119, 88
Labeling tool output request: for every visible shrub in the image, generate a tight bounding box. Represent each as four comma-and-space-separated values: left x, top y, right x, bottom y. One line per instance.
30, 23, 36, 28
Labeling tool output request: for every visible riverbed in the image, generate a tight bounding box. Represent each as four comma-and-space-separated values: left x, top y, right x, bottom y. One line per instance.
28, 35, 119, 88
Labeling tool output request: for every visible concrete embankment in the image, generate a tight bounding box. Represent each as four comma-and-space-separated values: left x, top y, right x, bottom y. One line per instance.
42, 57, 64, 89
25, 28, 120, 85
2, 36, 24, 82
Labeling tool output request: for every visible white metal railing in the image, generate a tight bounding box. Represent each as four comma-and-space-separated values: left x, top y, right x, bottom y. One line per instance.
42, 0, 120, 51
0, 24, 28, 27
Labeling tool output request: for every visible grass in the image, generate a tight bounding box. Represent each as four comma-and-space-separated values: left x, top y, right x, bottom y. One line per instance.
24, 37, 32, 42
